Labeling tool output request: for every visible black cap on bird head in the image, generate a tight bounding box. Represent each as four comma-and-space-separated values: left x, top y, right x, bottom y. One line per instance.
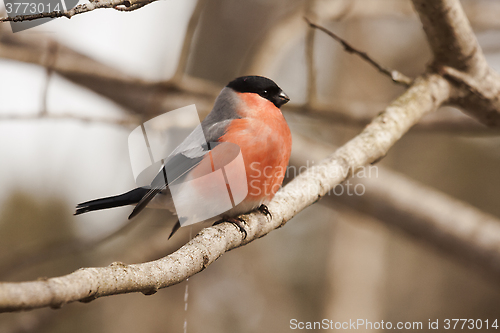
227, 76, 290, 108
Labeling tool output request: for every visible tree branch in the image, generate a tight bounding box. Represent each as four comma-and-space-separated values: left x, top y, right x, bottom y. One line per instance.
412, 0, 484, 74
0, 0, 157, 22
0, 73, 450, 312
337, 168, 500, 281
304, 17, 414, 87
412, 0, 500, 127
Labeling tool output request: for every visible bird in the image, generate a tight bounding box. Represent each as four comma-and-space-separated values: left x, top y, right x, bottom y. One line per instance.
74, 75, 292, 239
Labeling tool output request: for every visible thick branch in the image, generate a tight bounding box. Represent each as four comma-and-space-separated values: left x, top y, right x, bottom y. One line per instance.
412, 0, 485, 74
0, 74, 450, 312
412, 0, 500, 127
443, 65, 500, 128
338, 169, 500, 280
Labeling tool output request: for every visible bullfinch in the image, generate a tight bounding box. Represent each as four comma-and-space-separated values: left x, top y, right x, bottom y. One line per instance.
75, 76, 292, 239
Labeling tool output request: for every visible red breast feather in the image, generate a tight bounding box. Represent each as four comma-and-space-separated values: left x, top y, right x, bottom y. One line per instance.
220, 92, 292, 205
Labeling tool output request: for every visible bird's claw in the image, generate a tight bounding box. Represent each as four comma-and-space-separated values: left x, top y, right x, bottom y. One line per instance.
258, 204, 272, 219
214, 216, 247, 239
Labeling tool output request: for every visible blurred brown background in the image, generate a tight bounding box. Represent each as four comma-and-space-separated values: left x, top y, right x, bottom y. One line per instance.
1, 0, 500, 332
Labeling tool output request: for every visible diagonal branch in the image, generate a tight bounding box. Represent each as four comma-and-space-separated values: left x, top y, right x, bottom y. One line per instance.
0, 73, 451, 312
337, 168, 500, 281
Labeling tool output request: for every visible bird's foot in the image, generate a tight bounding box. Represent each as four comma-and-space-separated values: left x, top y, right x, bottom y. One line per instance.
258, 204, 272, 219
214, 216, 247, 239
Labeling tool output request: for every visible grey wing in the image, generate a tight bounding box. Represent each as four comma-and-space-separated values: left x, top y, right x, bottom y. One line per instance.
128, 120, 232, 219
166, 119, 232, 158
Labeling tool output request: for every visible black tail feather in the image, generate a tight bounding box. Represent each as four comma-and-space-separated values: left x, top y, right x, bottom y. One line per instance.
74, 187, 149, 216
128, 188, 162, 220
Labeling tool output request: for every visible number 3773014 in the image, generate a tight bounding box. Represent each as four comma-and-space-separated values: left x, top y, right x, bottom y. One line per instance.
443, 319, 498, 330
5, 2, 61, 14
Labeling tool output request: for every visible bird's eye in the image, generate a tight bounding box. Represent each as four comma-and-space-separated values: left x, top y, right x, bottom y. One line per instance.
262, 90, 268, 96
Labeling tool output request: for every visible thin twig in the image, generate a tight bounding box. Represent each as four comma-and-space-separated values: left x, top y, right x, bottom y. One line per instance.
304, 17, 414, 87
113, 2, 149, 11
0, 0, 155, 22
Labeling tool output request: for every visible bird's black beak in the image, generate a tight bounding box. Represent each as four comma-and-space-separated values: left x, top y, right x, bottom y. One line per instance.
275, 90, 290, 108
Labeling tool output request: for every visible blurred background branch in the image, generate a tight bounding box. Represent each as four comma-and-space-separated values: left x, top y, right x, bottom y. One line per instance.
292, 133, 500, 281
